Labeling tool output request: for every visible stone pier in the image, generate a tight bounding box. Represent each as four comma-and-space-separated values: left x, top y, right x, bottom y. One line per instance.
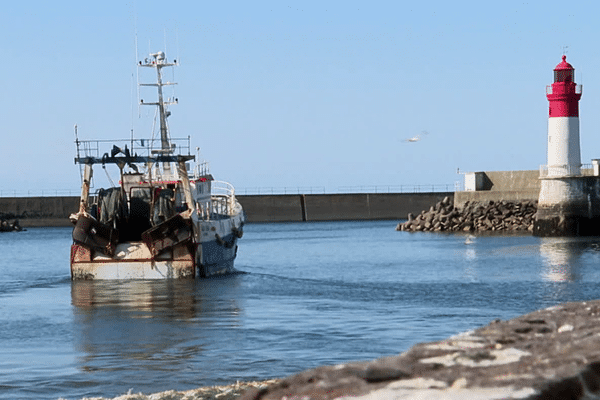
239, 299, 600, 400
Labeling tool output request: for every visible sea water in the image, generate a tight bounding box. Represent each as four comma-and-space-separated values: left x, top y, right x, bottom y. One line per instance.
2, 221, 600, 399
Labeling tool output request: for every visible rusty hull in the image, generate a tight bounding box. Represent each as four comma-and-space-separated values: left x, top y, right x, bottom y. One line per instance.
70, 241, 195, 279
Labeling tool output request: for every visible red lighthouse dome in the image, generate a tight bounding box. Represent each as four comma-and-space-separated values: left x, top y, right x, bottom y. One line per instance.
554, 55, 574, 73
547, 55, 581, 117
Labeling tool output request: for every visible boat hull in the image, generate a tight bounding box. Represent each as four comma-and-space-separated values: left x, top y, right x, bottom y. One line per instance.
70, 242, 196, 280
70, 234, 241, 280
197, 232, 239, 277
70, 258, 196, 279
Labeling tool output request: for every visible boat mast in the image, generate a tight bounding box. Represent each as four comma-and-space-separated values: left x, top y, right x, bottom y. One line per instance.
139, 51, 178, 173
155, 53, 170, 151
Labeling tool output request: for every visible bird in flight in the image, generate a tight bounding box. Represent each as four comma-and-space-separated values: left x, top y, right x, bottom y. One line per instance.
404, 131, 428, 143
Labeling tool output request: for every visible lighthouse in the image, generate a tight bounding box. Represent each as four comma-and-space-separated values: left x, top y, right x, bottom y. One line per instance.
545, 55, 582, 177
534, 55, 600, 236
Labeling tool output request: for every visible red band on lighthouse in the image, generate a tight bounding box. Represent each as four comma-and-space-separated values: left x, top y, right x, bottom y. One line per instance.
547, 55, 581, 118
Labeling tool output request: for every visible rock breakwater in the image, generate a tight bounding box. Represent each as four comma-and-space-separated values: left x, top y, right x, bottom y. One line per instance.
396, 197, 537, 233
0, 219, 23, 232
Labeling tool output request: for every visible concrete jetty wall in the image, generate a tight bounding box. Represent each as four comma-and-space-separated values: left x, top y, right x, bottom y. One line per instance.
0, 196, 80, 227
0, 192, 454, 227
0, 170, 553, 227
237, 193, 454, 223
454, 169, 541, 207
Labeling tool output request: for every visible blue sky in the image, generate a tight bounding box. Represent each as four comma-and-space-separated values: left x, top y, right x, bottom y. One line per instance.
3, 1, 600, 195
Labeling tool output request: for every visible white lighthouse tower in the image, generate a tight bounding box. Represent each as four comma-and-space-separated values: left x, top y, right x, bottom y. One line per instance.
545, 55, 582, 177
534, 55, 593, 236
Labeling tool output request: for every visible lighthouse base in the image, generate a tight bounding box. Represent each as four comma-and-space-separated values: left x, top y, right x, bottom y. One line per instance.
533, 210, 600, 236
534, 176, 600, 237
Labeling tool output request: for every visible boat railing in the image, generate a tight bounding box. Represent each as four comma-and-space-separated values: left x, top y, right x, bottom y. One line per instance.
193, 161, 210, 178
211, 195, 230, 217
75, 137, 192, 160
212, 181, 237, 214
195, 196, 231, 220
194, 181, 237, 220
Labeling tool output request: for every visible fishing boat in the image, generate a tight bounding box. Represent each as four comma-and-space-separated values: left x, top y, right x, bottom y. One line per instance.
69, 51, 245, 279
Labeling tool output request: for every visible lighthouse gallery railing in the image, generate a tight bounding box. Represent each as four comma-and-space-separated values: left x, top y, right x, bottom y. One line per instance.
539, 163, 595, 178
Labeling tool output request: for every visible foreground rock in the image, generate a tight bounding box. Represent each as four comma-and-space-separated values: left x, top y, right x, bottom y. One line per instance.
65, 380, 279, 400
396, 198, 537, 233
239, 300, 600, 400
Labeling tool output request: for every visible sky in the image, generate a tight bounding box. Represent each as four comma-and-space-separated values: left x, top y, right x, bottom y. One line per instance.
3, 0, 600, 196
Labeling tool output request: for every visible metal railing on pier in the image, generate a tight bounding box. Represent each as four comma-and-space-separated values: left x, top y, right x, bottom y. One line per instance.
2, 184, 457, 198
337, 184, 455, 194
239, 186, 327, 195
238, 184, 455, 195
0, 190, 79, 198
